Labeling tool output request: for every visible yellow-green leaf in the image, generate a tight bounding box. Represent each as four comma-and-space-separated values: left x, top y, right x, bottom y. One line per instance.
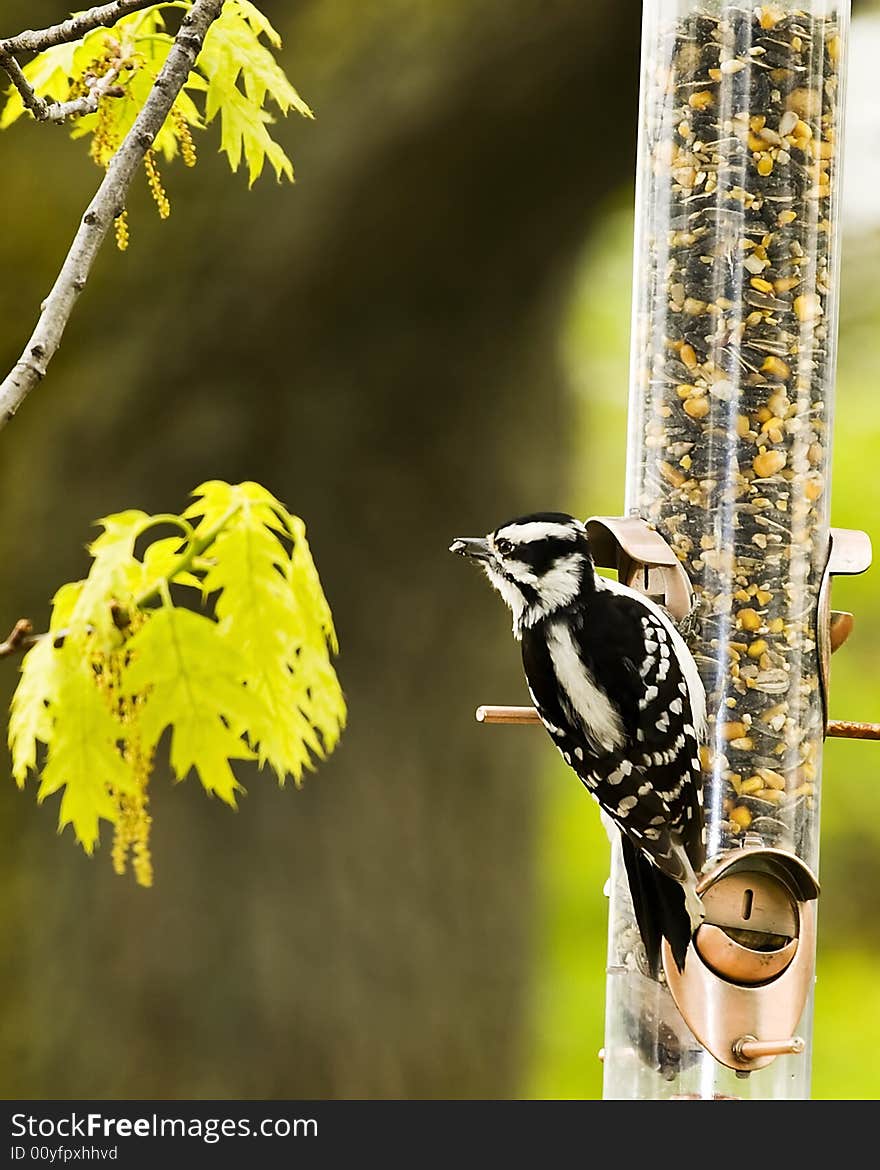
8, 636, 57, 787
123, 605, 258, 803
37, 639, 132, 854
185, 480, 346, 782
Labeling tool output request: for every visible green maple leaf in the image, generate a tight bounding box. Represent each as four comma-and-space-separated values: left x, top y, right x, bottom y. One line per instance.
124, 605, 258, 804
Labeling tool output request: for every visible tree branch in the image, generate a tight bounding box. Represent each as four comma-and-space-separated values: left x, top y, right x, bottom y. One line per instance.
0, 2, 157, 56
0, 47, 51, 119
0, 49, 127, 123
0, 0, 225, 431
42, 62, 127, 122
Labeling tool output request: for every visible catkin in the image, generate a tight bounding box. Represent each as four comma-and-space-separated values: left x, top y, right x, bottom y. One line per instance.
172, 106, 197, 168
144, 149, 171, 219
114, 208, 130, 252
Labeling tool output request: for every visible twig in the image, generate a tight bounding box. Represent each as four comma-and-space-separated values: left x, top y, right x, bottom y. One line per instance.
0, 619, 38, 658
0, 2, 156, 56
0, 0, 225, 431
0, 48, 51, 119
0, 53, 127, 124
44, 63, 127, 123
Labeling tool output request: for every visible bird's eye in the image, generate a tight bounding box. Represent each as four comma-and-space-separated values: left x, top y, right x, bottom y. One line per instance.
495, 537, 514, 557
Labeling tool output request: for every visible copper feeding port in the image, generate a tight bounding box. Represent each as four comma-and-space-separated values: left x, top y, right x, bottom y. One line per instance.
662, 849, 819, 1073
694, 871, 799, 986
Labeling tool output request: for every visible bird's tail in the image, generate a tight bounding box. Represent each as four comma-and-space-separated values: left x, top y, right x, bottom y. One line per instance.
620, 837, 700, 977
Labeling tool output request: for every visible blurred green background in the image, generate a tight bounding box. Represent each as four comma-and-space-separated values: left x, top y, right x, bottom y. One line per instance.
0, 0, 877, 1100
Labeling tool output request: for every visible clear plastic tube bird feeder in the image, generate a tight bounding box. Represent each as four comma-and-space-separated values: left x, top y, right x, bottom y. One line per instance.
602, 0, 851, 1099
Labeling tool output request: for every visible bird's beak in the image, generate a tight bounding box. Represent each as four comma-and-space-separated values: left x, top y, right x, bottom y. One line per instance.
449, 536, 492, 561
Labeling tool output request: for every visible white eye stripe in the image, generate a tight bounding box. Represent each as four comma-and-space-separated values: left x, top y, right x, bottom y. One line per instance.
495, 521, 582, 545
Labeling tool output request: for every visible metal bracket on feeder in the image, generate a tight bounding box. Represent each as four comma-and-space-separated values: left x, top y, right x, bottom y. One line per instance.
818, 528, 873, 734
661, 848, 819, 1074
584, 514, 692, 621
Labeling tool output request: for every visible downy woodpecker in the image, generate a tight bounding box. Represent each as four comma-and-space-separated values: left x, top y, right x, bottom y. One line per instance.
451, 512, 706, 974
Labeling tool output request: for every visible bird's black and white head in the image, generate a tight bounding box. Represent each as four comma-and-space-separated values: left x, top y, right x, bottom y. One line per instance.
450, 512, 593, 637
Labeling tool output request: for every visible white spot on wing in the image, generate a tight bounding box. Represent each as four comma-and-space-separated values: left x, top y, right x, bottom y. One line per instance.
598, 577, 706, 738
607, 760, 633, 785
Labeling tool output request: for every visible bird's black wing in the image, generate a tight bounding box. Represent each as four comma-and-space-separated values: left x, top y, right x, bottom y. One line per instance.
578, 585, 705, 873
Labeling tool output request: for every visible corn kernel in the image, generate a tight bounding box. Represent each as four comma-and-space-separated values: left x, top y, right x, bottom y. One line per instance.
659, 461, 686, 488
761, 355, 791, 380
683, 396, 709, 420
689, 90, 714, 111
722, 722, 747, 742
730, 806, 753, 829
753, 450, 787, 477
805, 474, 825, 501
773, 275, 800, 293
737, 608, 762, 631
758, 768, 786, 790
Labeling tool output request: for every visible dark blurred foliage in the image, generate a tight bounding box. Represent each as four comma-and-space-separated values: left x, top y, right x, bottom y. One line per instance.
5, 0, 878, 1103
0, 0, 643, 1097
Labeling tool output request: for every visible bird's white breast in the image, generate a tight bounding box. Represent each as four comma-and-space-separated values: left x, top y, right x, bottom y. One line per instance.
545, 620, 625, 753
